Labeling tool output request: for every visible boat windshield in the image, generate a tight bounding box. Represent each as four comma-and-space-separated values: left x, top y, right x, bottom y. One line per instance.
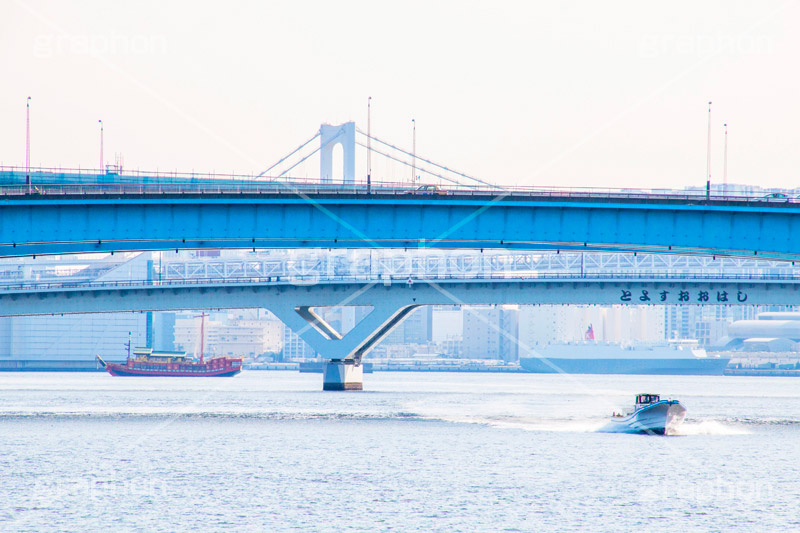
636, 394, 660, 405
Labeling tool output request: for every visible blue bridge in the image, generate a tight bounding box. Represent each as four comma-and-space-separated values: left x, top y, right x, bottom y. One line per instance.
2, 272, 799, 360
2, 175, 800, 260
3, 122, 799, 389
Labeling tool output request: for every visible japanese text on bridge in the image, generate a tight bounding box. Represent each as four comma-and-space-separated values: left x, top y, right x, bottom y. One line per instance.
619, 289, 747, 303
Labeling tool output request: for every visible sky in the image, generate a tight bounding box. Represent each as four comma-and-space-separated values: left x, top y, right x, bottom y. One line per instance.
1, 0, 798, 190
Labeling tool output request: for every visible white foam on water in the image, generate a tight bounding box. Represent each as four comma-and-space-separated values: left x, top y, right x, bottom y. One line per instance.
673, 419, 750, 436
414, 408, 607, 433
488, 417, 608, 433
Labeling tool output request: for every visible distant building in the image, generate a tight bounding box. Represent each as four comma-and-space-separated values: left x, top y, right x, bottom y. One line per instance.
211, 319, 283, 359
665, 305, 795, 345
282, 327, 316, 361
518, 306, 570, 347
153, 312, 176, 351
518, 305, 665, 350
431, 306, 463, 344
0, 313, 146, 363
382, 306, 433, 346
173, 316, 219, 357
438, 338, 462, 357
461, 305, 519, 361
0, 253, 152, 363
173, 314, 283, 360
693, 317, 731, 347
712, 312, 800, 352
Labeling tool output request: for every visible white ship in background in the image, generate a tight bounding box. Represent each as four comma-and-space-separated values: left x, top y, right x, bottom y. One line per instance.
520, 325, 730, 375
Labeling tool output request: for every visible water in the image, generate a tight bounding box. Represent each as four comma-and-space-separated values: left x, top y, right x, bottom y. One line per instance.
2, 372, 800, 532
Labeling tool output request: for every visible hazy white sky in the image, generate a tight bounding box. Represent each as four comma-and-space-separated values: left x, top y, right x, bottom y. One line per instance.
1, 1, 798, 190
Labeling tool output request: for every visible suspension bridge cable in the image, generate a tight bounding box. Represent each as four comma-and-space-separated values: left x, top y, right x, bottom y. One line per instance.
355, 128, 502, 189
258, 131, 320, 178
353, 141, 478, 188
276, 145, 322, 178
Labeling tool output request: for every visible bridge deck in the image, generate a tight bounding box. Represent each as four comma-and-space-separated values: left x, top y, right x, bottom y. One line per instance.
3, 169, 800, 261
1, 183, 797, 208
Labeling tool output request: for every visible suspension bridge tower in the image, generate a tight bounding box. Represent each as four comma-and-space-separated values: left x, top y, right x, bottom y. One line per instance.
319, 122, 356, 184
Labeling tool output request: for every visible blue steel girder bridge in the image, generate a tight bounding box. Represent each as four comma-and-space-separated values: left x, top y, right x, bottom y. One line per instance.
3, 118, 800, 260
2, 179, 800, 260
0, 249, 796, 387
2, 273, 800, 363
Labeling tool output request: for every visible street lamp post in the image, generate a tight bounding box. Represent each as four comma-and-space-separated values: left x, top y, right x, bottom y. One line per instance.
723, 123, 728, 196
706, 101, 712, 199
26, 96, 31, 194
99, 120, 104, 172
367, 96, 372, 194
99, 120, 104, 173
411, 119, 416, 184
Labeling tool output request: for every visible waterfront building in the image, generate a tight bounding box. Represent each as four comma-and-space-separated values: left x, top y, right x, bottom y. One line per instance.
281, 326, 316, 361
461, 305, 519, 361
518, 305, 665, 348
0, 253, 151, 364
431, 306, 463, 344
172, 313, 283, 361
382, 306, 433, 346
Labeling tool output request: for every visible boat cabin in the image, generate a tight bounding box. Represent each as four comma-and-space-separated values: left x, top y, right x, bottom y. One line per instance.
132, 347, 191, 363
635, 394, 660, 409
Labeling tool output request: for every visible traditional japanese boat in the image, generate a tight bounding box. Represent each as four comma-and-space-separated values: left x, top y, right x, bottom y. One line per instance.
97, 312, 242, 377
96, 348, 242, 377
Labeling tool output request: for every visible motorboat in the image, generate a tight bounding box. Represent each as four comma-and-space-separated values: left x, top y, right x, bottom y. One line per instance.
599, 394, 686, 435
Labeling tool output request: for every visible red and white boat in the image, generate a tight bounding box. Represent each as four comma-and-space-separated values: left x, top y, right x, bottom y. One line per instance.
97, 349, 242, 377
96, 313, 242, 377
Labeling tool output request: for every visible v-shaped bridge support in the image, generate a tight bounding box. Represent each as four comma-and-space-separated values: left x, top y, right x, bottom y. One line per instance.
264, 280, 431, 390
269, 301, 420, 364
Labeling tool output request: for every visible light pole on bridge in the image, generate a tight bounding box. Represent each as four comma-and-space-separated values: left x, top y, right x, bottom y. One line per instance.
411, 118, 416, 184
26, 96, 31, 194
723, 123, 728, 196
99, 120, 104, 173
706, 101, 712, 199
367, 96, 372, 194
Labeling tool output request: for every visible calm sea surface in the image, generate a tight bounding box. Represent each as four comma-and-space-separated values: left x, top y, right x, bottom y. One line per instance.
1, 371, 800, 532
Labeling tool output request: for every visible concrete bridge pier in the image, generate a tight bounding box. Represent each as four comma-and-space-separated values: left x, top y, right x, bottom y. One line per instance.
323, 359, 364, 391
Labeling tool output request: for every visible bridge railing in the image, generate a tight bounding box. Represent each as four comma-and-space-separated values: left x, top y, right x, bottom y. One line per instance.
3, 250, 792, 288
2, 271, 800, 293
0, 181, 787, 204
156, 252, 797, 282
0, 166, 795, 203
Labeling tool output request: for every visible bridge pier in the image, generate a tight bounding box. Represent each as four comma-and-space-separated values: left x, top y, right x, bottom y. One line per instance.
268, 296, 421, 391
322, 359, 364, 391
